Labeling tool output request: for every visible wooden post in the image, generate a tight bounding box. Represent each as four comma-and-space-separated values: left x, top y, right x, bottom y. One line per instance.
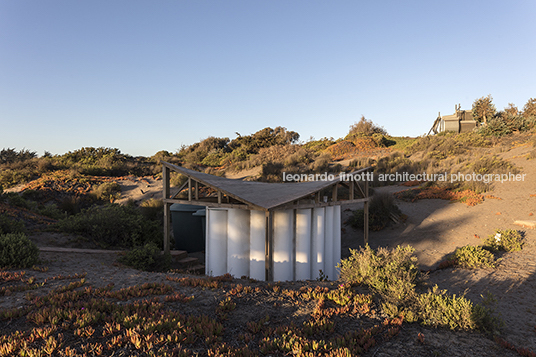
188, 177, 192, 201
332, 184, 338, 202
195, 181, 199, 200
364, 170, 369, 246
163, 165, 171, 255
265, 210, 274, 281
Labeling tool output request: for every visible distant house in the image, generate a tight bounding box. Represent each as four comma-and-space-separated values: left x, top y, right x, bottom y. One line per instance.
429, 104, 478, 134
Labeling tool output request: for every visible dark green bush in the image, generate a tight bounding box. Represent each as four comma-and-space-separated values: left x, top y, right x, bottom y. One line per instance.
55, 204, 161, 248
37, 203, 67, 220
0, 232, 39, 268
0, 214, 25, 235
4, 192, 37, 211
118, 242, 171, 271
476, 118, 512, 137
139, 198, 164, 222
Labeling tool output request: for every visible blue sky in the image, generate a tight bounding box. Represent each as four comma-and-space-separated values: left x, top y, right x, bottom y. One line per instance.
1, 0, 535, 157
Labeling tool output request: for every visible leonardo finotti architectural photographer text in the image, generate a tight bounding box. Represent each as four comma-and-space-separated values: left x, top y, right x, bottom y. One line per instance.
282, 171, 526, 184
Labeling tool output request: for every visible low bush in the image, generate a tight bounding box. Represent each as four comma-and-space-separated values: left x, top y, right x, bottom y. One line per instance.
338, 245, 502, 332
118, 242, 171, 271
55, 204, 161, 248
483, 229, 524, 252
302, 137, 336, 152
0, 232, 40, 268
0, 214, 25, 235
139, 198, 164, 221
447, 245, 496, 269
338, 245, 419, 305
414, 285, 481, 330
91, 182, 121, 202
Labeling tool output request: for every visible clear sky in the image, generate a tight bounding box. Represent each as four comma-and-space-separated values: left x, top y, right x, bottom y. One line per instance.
1, 0, 535, 157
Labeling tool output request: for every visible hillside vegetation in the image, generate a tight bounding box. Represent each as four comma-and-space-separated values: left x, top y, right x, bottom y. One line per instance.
1, 95, 535, 246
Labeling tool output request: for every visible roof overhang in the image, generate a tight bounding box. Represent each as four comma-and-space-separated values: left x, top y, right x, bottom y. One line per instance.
161, 162, 371, 211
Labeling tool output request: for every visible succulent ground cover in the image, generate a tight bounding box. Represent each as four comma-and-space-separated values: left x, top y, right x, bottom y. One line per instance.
1, 244, 533, 357
0, 269, 408, 357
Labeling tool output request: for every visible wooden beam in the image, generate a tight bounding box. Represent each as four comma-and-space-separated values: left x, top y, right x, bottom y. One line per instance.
195, 181, 199, 200
355, 181, 366, 199
273, 197, 368, 211
349, 181, 355, 200
163, 165, 171, 255
172, 180, 189, 199
163, 198, 257, 210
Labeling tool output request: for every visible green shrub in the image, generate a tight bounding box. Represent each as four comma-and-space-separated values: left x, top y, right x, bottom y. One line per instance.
476, 118, 512, 137
55, 204, 161, 248
118, 242, 171, 271
170, 172, 188, 188
448, 245, 496, 269
346, 116, 387, 138
91, 182, 121, 202
302, 138, 336, 152
0, 232, 40, 268
37, 203, 67, 220
0, 214, 25, 235
468, 155, 519, 176
201, 149, 230, 167
3, 192, 37, 211
139, 198, 164, 221
483, 229, 524, 252
414, 285, 479, 330
338, 244, 502, 332
338, 245, 419, 305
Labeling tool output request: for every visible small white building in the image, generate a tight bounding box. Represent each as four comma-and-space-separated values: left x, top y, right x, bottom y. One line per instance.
162, 162, 371, 281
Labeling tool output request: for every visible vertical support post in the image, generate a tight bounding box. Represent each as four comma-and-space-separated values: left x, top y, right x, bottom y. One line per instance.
194, 181, 199, 200
188, 177, 192, 201
363, 169, 369, 246
332, 184, 338, 202
349, 181, 355, 200
163, 165, 171, 255
265, 210, 274, 281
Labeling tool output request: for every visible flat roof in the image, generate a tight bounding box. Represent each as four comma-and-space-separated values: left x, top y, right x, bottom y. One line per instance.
162, 162, 370, 210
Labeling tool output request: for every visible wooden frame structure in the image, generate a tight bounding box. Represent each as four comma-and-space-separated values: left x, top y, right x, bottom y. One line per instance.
162, 162, 371, 280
